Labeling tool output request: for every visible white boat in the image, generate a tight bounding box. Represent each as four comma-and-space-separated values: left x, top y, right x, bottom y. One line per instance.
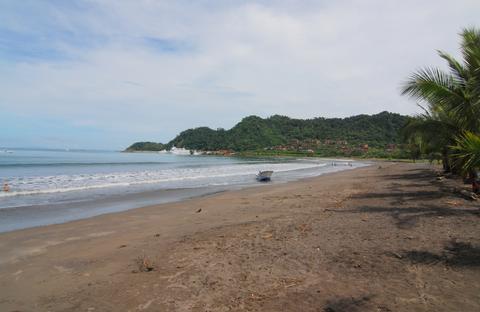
170, 147, 193, 155
256, 170, 273, 182
157, 147, 199, 155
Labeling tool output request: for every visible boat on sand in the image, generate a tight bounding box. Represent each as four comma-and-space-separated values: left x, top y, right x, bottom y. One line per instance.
256, 170, 273, 182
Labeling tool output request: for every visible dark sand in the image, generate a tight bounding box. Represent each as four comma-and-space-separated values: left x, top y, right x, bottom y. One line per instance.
0, 162, 479, 311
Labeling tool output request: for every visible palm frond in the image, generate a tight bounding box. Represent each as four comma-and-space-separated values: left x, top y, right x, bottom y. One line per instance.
438, 50, 467, 84
401, 115, 458, 153
461, 28, 480, 74
401, 67, 464, 108
451, 131, 480, 172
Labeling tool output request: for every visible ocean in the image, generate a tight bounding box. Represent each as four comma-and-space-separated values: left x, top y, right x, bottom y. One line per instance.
0, 148, 367, 232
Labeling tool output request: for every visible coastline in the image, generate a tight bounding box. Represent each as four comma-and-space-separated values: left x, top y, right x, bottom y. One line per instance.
0, 186, 230, 233
121, 148, 423, 165
0, 159, 366, 233
1, 162, 479, 311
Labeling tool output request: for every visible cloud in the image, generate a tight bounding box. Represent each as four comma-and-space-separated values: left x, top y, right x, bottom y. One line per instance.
0, 0, 479, 149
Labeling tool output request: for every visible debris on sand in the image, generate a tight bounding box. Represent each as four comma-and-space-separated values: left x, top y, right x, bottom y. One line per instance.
391, 252, 403, 259
196, 208, 202, 213
134, 253, 155, 273
458, 189, 478, 201
261, 233, 273, 239
445, 200, 461, 206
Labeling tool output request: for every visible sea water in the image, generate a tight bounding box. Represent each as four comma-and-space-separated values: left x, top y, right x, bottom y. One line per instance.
0, 148, 367, 232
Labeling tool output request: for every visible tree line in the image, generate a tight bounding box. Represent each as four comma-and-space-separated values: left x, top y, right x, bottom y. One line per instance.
127, 111, 409, 154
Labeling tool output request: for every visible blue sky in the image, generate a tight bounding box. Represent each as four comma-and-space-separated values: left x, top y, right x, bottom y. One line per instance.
1, 0, 479, 150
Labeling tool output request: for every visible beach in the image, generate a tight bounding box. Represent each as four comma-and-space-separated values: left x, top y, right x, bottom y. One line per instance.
0, 162, 479, 311
0, 149, 365, 233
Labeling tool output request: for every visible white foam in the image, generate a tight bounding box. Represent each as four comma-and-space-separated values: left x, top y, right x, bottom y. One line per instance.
0, 162, 326, 198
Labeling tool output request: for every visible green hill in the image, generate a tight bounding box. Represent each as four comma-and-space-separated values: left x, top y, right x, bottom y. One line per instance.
125, 141, 165, 152
126, 111, 410, 157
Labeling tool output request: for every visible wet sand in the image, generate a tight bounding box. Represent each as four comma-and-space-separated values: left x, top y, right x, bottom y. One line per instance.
0, 186, 230, 233
0, 162, 479, 311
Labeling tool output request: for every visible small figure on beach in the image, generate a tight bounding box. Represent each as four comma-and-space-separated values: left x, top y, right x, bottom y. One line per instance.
3, 182, 10, 192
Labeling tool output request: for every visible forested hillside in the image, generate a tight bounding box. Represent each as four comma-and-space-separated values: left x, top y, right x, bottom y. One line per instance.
125, 142, 165, 152
126, 111, 409, 156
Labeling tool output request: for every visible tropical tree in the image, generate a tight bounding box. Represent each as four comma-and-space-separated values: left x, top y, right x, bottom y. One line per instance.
401, 107, 461, 171
401, 27, 480, 191
452, 132, 480, 192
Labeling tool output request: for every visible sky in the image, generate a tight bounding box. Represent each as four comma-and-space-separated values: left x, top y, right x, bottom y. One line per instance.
0, 0, 479, 150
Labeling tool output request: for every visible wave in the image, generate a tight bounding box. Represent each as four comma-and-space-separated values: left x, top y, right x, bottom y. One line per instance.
0, 162, 327, 198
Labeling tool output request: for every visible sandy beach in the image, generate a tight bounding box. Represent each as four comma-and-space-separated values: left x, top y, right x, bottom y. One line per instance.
0, 162, 479, 311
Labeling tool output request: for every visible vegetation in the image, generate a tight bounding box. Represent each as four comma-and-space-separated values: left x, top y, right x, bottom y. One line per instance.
127, 112, 410, 157
167, 111, 408, 153
125, 141, 165, 152
452, 132, 480, 171
401, 27, 480, 192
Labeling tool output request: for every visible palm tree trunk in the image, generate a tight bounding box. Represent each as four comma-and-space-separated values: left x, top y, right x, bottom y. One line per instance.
471, 170, 479, 194
442, 149, 451, 173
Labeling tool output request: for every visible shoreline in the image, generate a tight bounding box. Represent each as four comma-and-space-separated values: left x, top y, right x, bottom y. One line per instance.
122, 149, 429, 165
0, 160, 367, 234
0, 186, 230, 234
1, 162, 479, 311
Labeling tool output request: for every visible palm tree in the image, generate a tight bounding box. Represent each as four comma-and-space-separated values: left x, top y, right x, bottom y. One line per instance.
401, 105, 462, 171
401, 27, 480, 187
452, 132, 480, 192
